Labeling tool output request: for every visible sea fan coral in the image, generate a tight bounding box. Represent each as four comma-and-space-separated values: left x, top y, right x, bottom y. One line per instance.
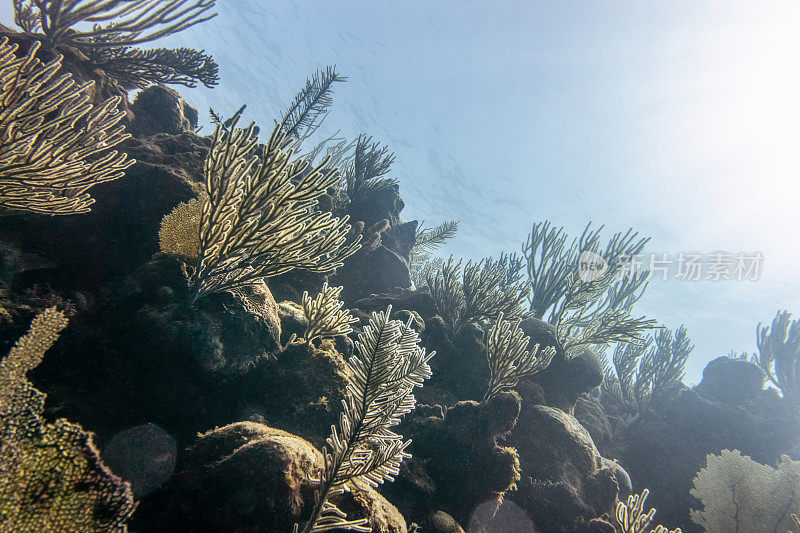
158, 197, 202, 259
0, 308, 135, 531
690, 449, 800, 533
190, 116, 361, 302
0, 38, 131, 215
13, 0, 217, 49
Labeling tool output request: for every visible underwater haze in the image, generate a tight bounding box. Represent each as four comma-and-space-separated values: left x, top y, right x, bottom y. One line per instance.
3, 1, 800, 532
134, 0, 800, 383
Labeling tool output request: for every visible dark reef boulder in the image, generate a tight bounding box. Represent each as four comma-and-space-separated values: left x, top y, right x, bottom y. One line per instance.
353, 288, 439, 321
384, 392, 522, 528
28, 256, 281, 446
0, 132, 208, 291
347, 183, 405, 227
132, 257, 281, 375
695, 355, 766, 404
101, 423, 177, 498
129, 84, 199, 137
381, 220, 418, 261
236, 338, 350, 449
574, 394, 613, 448
333, 244, 413, 303
132, 422, 407, 533
514, 318, 604, 414
614, 369, 800, 533
506, 401, 620, 532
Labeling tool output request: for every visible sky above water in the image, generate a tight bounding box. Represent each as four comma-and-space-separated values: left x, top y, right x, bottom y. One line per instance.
3, 1, 798, 383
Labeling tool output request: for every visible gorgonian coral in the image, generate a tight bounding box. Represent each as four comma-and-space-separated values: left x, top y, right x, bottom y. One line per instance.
190, 116, 361, 302
0, 38, 131, 215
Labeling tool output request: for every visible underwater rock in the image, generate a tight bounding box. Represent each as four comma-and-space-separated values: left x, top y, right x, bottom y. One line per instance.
332, 244, 413, 303
381, 220, 418, 262
521, 317, 603, 413
615, 375, 800, 533
385, 392, 522, 526
129, 84, 199, 137
277, 299, 306, 345
695, 355, 766, 404
507, 403, 619, 532
237, 339, 349, 448
414, 315, 490, 402
0, 132, 208, 290
425, 510, 465, 533
28, 256, 280, 448
354, 288, 439, 320
102, 423, 177, 497
348, 182, 405, 227
574, 394, 613, 447
135, 259, 281, 375
601, 457, 632, 495
133, 422, 407, 533
466, 499, 537, 533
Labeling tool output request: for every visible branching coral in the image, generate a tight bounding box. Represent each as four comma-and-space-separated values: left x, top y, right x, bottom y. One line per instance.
344, 134, 397, 204
601, 325, 693, 417
300, 282, 358, 344
278, 66, 346, 144
484, 313, 556, 401
14, 0, 217, 49
413, 220, 459, 257
409, 219, 459, 285
615, 489, 681, 533
427, 255, 529, 334
0, 38, 131, 215
521, 222, 655, 356
753, 310, 800, 405
190, 116, 361, 302
295, 306, 433, 533
0, 308, 135, 531
87, 45, 219, 89
690, 449, 800, 533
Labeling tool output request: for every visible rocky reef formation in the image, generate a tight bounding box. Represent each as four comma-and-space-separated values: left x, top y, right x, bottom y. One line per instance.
609, 356, 800, 532
3, 19, 800, 533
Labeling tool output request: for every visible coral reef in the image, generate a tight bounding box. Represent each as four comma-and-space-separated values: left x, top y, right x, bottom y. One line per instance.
133, 422, 407, 533
2, 14, 799, 533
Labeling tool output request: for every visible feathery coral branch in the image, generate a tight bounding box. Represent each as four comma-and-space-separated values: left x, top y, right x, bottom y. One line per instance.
301, 282, 358, 344
278, 66, 346, 142
15, 0, 217, 49
297, 306, 433, 533
191, 115, 361, 302
0, 38, 131, 215
484, 313, 555, 400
